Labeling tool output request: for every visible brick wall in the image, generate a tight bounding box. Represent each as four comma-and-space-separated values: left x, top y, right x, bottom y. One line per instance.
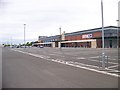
65, 31, 102, 41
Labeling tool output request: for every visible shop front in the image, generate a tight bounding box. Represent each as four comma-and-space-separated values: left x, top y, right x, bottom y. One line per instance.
60, 39, 96, 48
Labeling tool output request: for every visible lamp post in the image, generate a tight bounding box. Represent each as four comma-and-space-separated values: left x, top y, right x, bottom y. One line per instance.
101, 0, 105, 69
24, 24, 26, 48
10, 36, 12, 46
59, 26, 61, 49
116, 20, 119, 48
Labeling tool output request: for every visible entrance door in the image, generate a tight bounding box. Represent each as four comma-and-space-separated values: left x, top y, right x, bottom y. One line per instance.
109, 40, 112, 48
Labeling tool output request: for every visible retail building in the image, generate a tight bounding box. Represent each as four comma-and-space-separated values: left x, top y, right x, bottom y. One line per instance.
35, 26, 119, 48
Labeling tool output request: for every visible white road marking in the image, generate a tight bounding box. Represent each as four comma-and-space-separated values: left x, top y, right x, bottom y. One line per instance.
49, 54, 64, 57
77, 57, 118, 65
89, 56, 100, 58
108, 58, 117, 61
12, 49, 120, 77
73, 62, 99, 68
76, 57, 86, 59
90, 56, 118, 61
108, 65, 119, 69
89, 59, 118, 65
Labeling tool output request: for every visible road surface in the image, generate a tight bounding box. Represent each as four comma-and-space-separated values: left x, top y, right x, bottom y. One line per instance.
2, 47, 118, 88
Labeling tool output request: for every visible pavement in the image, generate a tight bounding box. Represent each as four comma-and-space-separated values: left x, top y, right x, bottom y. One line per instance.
2, 47, 119, 88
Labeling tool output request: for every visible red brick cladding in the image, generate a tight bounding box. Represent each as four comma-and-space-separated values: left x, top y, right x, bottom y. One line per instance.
92, 31, 102, 38
65, 35, 82, 41
65, 31, 102, 41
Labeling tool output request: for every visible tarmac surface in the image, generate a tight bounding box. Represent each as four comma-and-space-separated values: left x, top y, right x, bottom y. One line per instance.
14, 47, 119, 72
2, 47, 119, 88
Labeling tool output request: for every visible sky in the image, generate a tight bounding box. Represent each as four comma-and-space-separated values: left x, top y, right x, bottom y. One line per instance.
0, 0, 119, 44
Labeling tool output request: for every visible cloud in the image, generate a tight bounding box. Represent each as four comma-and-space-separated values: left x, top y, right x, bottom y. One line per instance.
0, 0, 119, 44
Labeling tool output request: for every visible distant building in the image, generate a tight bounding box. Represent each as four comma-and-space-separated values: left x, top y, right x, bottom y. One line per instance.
37, 35, 61, 47
35, 26, 120, 48
38, 36, 48, 42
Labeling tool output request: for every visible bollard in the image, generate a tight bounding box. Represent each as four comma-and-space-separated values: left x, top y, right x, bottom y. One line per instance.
99, 56, 102, 68
99, 55, 108, 69
105, 56, 108, 68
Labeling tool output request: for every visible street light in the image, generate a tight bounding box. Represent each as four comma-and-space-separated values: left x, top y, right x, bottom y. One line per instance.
101, 0, 105, 69
116, 20, 119, 48
59, 26, 61, 49
10, 36, 12, 46
24, 24, 26, 48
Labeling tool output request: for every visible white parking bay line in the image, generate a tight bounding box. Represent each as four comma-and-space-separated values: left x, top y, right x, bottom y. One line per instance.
77, 57, 118, 65
49, 54, 64, 57
12, 49, 120, 77
76, 57, 86, 59
89, 56, 99, 58
88, 59, 118, 65
108, 65, 119, 69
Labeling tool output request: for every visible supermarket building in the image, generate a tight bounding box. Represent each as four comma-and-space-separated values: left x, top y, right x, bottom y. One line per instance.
34, 26, 120, 48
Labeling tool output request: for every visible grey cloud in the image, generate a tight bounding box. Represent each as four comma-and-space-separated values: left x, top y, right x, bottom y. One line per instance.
0, 0, 119, 44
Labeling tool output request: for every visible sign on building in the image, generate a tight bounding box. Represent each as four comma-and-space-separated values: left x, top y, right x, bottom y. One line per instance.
82, 34, 93, 39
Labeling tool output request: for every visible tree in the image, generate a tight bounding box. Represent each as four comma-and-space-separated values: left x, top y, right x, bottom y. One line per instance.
26, 42, 29, 46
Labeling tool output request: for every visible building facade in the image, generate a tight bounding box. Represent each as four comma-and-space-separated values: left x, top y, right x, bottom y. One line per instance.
36, 26, 119, 48
35, 35, 61, 47
63, 26, 118, 48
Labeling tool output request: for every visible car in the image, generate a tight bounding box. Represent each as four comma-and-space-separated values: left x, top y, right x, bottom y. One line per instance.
16, 46, 20, 48
39, 46, 44, 48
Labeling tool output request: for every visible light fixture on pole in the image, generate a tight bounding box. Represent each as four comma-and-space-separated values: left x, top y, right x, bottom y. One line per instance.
24, 24, 26, 48
101, 0, 105, 69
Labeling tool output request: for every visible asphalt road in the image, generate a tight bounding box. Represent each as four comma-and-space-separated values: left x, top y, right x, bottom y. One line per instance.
2, 47, 118, 88
15, 47, 119, 72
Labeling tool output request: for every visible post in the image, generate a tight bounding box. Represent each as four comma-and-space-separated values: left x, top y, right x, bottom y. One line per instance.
101, 0, 105, 69
11, 37, 12, 46
24, 24, 26, 48
116, 20, 119, 48
59, 26, 61, 49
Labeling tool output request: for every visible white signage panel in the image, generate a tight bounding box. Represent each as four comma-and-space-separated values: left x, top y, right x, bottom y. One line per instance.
82, 34, 92, 39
